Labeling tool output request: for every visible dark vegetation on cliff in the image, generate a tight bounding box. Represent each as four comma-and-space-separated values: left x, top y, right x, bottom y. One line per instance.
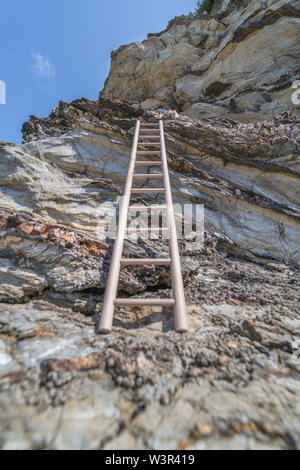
196, 0, 214, 14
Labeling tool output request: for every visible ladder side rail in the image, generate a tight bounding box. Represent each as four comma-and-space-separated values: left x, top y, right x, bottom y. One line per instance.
159, 120, 189, 333
98, 120, 141, 333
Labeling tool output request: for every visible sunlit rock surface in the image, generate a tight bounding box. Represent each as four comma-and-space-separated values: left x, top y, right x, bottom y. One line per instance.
1, 96, 299, 449
102, 0, 300, 121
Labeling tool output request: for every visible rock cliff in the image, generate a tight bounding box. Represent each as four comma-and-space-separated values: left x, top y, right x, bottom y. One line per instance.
0, 1, 300, 451
102, 0, 300, 121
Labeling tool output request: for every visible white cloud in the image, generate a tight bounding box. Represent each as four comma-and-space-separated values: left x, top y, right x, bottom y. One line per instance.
0, 80, 6, 104
32, 52, 55, 78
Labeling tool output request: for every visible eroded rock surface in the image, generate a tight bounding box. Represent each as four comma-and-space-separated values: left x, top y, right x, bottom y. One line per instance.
1, 243, 300, 450
101, 0, 300, 121
1, 96, 300, 449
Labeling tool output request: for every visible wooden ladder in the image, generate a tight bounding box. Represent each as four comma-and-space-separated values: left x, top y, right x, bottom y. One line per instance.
98, 120, 188, 334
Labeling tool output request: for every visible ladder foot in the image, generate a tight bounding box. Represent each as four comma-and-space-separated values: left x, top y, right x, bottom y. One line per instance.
98, 330, 112, 335
176, 328, 189, 334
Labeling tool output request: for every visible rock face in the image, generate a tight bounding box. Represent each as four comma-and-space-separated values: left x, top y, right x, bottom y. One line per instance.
1, 97, 300, 450
1, 1, 300, 451
101, 0, 300, 121
4, 100, 300, 268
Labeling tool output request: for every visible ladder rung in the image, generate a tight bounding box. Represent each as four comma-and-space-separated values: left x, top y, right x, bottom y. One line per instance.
120, 258, 171, 266
128, 205, 167, 211
114, 298, 175, 306
139, 136, 160, 140
133, 174, 163, 179
140, 123, 159, 127
136, 161, 161, 166
137, 151, 161, 155
138, 143, 161, 147
127, 227, 168, 233
131, 188, 164, 194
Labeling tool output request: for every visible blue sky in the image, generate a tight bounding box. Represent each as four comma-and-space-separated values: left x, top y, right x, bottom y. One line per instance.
0, 0, 196, 144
